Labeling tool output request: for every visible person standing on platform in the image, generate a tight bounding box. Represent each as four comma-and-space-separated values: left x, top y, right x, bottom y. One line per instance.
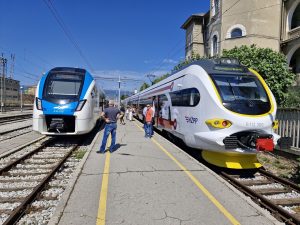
97, 100, 121, 153
125, 106, 129, 120
143, 104, 154, 138
128, 106, 133, 121
119, 105, 126, 125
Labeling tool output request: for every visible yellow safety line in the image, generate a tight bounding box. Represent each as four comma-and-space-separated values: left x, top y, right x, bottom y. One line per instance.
96, 135, 111, 225
133, 122, 240, 225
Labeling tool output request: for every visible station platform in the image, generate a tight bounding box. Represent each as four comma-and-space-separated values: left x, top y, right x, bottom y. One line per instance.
49, 120, 282, 225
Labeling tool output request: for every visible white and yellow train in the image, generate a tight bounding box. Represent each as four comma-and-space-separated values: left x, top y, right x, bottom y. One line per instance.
124, 58, 281, 169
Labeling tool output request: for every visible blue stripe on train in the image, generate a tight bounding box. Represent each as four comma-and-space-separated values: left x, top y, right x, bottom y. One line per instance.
80, 71, 93, 100
38, 72, 49, 99
42, 100, 78, 115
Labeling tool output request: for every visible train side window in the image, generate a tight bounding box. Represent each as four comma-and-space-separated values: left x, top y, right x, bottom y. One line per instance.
170, 88, 200, 107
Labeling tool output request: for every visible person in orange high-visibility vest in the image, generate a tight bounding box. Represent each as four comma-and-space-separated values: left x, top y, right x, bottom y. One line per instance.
143, 104, 154, 138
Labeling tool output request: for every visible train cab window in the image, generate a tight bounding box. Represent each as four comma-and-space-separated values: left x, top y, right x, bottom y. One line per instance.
43, 72, 84, 104
170, 88, 200, 107
210, 74, 271, 115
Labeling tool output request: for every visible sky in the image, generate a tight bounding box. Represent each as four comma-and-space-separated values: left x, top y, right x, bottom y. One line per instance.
0, 0, 210, 92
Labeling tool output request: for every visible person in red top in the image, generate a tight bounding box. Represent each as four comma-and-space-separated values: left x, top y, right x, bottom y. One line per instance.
143, 104, 154, 138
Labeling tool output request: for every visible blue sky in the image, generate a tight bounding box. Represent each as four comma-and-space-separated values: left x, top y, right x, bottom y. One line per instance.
0, 0, 209, 91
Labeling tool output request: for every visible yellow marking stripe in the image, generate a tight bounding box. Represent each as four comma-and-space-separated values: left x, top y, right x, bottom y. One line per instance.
96, 135, 111, 225
134, 122, 240, 225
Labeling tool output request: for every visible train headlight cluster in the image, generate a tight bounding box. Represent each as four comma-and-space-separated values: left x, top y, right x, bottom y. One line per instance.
205, 118, 232, 129
272, 120, 279, 130
36, 97, 42, 110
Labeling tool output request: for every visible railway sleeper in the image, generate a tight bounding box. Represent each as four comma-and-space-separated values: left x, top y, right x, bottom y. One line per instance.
255, 188, 289, 195
271, 197, 300, 206
239, 179, 273, 186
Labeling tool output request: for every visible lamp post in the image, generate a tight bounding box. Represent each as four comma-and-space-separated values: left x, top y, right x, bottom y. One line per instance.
20, 86, 23, 112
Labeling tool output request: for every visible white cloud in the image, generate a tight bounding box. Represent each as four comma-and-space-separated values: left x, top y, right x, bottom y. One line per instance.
92, 69, 171, 92
143, 60, 152, 64
162, 58, 178, 64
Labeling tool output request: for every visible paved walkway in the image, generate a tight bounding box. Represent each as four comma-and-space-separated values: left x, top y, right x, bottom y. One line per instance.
50, 120, 281, 225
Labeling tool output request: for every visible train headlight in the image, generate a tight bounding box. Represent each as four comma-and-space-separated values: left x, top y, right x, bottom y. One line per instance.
206, 119, 232, 128
272, 120, 279, 130
36, 97, 42, 110
76, 100, 86, 111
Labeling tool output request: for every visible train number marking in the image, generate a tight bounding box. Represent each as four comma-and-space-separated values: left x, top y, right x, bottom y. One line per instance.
245, 122, 264, 128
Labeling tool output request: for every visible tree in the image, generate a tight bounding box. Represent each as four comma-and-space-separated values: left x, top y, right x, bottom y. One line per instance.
139, 82, 150, 91
222, 45, 296, 106
121, 94, 129, 100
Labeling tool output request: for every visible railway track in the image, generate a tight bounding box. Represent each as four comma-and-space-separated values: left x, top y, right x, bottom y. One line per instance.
0, 115, 32, 125
142, 119, 300, 225
0, 126, 33, 143
0, 137, 82, 225
219, 168, 300, 225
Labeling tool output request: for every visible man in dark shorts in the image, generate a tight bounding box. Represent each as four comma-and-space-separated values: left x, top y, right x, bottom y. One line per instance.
97, 100, 121, 153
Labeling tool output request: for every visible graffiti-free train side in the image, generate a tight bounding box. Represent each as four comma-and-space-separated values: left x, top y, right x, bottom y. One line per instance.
33, 67, 105, 135
124, 58, 288, 169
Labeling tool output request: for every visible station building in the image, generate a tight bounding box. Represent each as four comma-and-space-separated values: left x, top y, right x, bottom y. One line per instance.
0, 77, 20, 107
181, 0, 300, 85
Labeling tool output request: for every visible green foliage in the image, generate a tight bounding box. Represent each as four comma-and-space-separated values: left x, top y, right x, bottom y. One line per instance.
139, 82, 150, 91
284, 87, 300, 108
121, 94, 129, 100
172, 51, 208, 72
152, 73, 169, 85
222, 45, 296, 105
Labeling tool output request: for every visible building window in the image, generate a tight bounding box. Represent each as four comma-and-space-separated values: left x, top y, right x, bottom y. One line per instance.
212, 0, 220, 16
215, 0, 219, 14
187, 32, 193, 46
291, 4, 300, 29
231, 28, 242, 38
226, 24, 247, 39
212, 35, 218, 56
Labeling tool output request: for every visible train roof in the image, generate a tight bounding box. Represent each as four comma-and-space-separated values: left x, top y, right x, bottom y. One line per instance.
171, 58, 252, 76
49, 67, 87, 75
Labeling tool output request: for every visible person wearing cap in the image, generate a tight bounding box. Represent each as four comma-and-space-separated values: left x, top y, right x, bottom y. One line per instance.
143, 104, 154, 138
97, 100, 121, 153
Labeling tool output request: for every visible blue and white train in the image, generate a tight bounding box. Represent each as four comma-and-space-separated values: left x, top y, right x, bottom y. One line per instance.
33, 67, 105, 135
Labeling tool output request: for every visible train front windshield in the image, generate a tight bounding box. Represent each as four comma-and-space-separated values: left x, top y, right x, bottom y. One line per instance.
43, 73, 84, 104
210, 74, 271, 115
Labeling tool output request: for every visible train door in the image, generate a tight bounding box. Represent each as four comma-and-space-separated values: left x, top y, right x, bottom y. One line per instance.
157, 93, 172, 130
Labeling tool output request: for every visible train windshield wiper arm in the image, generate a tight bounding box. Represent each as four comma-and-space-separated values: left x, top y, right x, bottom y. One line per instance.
226, 79, 237, 100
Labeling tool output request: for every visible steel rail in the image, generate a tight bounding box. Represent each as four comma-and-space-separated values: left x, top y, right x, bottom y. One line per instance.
0, 125, 32, 136
2, 139, 80, 225
0, 138, 55, 174
220, 171, 300, 225
0, 114, 32, 124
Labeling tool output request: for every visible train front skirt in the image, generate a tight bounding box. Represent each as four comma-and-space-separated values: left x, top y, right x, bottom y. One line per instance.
201, 150, 262, 169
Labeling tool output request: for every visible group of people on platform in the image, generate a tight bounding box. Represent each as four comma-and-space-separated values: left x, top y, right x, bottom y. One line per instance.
96, 100, 154, 154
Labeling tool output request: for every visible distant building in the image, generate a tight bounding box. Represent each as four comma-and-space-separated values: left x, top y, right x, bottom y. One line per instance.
0, 77, 20, 106
181, 0, 300, 85
26, 85, 37, 95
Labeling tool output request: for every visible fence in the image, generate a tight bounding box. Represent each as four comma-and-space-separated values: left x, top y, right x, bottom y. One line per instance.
276, 108, 300, 150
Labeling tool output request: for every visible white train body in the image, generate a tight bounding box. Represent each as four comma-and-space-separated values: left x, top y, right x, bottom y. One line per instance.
33, 67, 104, 135
124, 59, 280, 167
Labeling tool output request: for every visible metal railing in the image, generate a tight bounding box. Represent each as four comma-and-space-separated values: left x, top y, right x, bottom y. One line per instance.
276, 108, 300, 149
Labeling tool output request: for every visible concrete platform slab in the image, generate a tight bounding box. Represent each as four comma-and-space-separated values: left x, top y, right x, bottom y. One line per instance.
51, 120, 282, 225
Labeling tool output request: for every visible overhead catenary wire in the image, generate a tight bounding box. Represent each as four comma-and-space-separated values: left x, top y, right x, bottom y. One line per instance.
148, 0, 242, 76
43, 0, 94, 72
